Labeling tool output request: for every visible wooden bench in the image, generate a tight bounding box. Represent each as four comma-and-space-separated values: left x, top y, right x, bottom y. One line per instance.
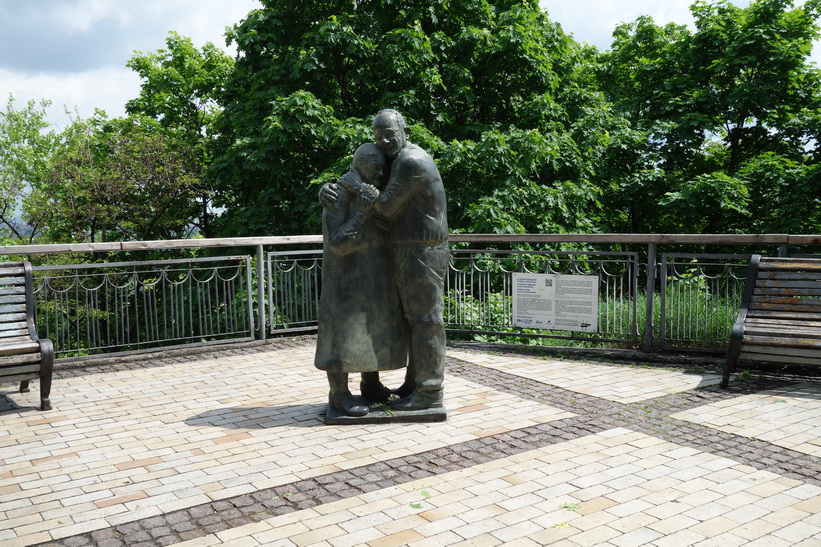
721, 254, 821, 388
0, 261, 54, 410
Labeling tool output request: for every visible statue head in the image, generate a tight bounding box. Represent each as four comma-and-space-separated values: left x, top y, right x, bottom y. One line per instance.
351, 142, 386, 187
372, 109, 410, 160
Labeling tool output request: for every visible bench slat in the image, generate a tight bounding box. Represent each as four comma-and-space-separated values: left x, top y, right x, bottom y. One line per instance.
0, 265, 25, 275
741, 344, 821, 358
747, 310, 821, 321
0, 371, 39, 384
0, 321, 28, 332
751, 287, 821, 297
743, 326, 821, 340
742, 334, 821, 348
0, 293, 26, 306
751, 296, 821, 308
745, 316, 821, 326
0, 304, 27, 315
739, 350, 821, 366
0, 363, 41, 376
0, 312, 27, 324
747, 310, 818, 322
0, 276, 24, 286
0, 341, 39, 356
0, 330, 30, 340
756, 278, 821, 288
759, 259, 821, 271
0, 352, 41, 366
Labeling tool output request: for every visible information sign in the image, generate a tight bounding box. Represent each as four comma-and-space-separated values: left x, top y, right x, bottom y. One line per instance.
512, 273, 599, 332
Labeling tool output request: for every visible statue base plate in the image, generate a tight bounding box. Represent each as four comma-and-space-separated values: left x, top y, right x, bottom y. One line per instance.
324, 399, 447, 424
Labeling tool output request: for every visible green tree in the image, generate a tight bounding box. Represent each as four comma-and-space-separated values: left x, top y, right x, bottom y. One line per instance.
599, 0, 821, 234
37, 115, 200, 243
210, 0, 616, 236
126, 32, 234, 237
0, 95, 58, 243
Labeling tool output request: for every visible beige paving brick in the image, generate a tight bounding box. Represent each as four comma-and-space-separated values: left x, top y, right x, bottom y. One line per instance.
369, 529, 427, 546
760, 506, 812, 527
414, 515, 469, 537
407, 530, 465, 546
2, 531, 53, 547
732, 518, 784, 540
4, 345, 821, 546
652, 529, 708, 546
450, 532, 505, 546
570, 523, 622, 545
690, 515, 741, 537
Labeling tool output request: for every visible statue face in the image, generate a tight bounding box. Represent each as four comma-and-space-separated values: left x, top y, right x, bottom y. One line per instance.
373, 114, 407, 160
360, 154, 384, 186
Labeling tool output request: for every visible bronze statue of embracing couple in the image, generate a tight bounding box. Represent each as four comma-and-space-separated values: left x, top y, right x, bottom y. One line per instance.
314, 109, 449, 419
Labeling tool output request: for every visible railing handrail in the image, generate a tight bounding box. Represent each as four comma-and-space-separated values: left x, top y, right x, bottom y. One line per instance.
2, 233, 820, 256
449, 233, 821, 245
0, 235, 325, 256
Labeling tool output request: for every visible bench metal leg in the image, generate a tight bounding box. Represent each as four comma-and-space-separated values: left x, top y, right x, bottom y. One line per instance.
720, 356, 736, 389
39, 339, 54, 411
20, 380, 30, 393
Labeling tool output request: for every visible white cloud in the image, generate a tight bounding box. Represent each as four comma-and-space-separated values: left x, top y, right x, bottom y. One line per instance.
50, 0, 131, 37
1, 66, 140, 128
2, 0, 818, 131
0, 0, 260, 128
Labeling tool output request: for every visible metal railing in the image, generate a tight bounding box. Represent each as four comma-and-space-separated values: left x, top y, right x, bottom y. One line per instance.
445, 249, 639, 344
1, 233, 819, 359
267, 250, 322, 334
31, 256, 254, 358
659, 254, 749, 351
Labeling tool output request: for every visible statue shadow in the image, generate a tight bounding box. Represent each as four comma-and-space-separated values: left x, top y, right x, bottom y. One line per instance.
184, 403, 328, 429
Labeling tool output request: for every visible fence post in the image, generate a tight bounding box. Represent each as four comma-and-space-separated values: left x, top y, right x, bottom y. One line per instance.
257, 245, 266, 340
643, 243, 657, 352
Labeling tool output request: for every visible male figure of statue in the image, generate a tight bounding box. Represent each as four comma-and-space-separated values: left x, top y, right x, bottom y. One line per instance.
323, 109, 449, 412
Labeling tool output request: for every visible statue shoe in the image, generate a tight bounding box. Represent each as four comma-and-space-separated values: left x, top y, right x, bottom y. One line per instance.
392, 390, 443, 411
392, 381, 416, 399
360, 380, 392, 403
329, 394, 369, 417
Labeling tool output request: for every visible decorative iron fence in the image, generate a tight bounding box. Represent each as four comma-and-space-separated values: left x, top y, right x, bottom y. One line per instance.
32, 257, 254, 358
267, 250, 322, 334
445, 250, 640, 345
659, 254, 749, 351
1, 233, 818, 359
264, 247, 749, 351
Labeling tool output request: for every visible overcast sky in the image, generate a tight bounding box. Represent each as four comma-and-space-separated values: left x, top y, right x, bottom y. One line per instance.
1, 0, 816, 130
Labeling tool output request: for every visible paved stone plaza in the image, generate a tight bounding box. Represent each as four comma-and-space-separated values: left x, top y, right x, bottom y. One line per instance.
1, 337, 820, 546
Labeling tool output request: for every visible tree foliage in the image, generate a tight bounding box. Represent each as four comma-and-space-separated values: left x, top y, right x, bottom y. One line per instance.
599, 0, 821, 234
0, 95, 57, 243
210, 0, 616, 236
3, 0, 820, 247
126, 32, 234, 237
38, 116, 200, 243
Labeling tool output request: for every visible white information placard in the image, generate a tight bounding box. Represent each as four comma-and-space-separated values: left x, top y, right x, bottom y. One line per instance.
512, 273, 599, 332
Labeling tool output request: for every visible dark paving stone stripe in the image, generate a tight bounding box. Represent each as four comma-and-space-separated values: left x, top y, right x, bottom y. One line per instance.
35, 346, 821, 546
37, 416, 604, 546
447, 354, 821, 487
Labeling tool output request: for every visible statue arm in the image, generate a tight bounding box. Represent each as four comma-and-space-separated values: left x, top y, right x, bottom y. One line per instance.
325, 179, 378, 256
328, 211, 369, 255
371, 157, 418, 219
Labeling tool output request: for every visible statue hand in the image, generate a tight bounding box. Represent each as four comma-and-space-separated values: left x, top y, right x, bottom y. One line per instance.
354, 184, 379, 211
318, 183, 339, 207
337, 173, 362, 193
